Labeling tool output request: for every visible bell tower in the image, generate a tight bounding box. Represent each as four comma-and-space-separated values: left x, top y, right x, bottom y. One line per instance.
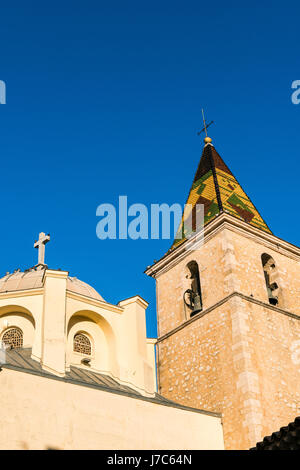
145, 137, 300, 450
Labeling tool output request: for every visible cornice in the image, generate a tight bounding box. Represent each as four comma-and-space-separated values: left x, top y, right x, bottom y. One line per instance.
146, 338, 157, 345
156, 291, 300, 343
118, 295, 149, 309
66, 290, 123, 314
0, 288, 44, 299
44, 269, 69, 280
145, 213, 300, 278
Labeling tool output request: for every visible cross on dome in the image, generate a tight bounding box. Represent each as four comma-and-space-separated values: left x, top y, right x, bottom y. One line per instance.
34, 232, 50, 266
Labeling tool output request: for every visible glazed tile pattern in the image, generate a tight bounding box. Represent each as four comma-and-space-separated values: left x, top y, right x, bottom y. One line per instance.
173, 144, 271, 248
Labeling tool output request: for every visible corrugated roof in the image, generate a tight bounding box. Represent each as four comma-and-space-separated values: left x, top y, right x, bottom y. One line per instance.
1, 348, 220, 417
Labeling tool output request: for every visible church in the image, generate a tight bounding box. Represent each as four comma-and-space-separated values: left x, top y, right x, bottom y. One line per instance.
0, 134, 299, 450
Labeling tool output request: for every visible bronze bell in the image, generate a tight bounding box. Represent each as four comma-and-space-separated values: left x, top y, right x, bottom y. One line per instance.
267, 285, 278, 306
183, 289, 202, 317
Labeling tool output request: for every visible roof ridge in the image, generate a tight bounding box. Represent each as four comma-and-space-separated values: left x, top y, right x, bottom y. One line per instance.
206, 143, 223, 213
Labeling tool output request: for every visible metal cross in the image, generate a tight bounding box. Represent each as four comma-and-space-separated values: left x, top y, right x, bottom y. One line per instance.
197, 109, 214, 137
34, 232, 50, 265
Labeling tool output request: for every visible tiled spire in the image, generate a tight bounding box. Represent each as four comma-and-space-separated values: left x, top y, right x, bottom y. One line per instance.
173, 139, 272, 248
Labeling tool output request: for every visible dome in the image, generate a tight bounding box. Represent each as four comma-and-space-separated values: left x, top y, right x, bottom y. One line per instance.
67, 276, 104, 301
0, 267, 105, 302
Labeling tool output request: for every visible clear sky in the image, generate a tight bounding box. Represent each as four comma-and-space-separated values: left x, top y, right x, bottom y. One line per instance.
0, 1, 299, 337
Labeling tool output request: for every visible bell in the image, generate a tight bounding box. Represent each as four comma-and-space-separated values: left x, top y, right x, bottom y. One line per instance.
183, 289, 202, 317
190, 293, 202, 317
267, 286, 278, 306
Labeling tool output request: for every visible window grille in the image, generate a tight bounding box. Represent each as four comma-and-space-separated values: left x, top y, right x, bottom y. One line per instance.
2, 328, 23, 348
73, 333, 91, 355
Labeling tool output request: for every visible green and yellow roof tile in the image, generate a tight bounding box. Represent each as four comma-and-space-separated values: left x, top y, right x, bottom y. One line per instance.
173, 139, 271, 249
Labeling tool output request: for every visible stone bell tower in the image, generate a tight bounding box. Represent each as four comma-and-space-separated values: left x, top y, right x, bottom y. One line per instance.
145, 136, 300, 450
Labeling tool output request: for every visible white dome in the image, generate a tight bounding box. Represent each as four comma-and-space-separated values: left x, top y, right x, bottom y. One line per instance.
0, 267, 105, 302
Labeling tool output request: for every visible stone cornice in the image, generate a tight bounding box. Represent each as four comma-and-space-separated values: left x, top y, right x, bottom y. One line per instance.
0, 287, 124, 314
66, 290, 124, 314
146, 338, 157, 345
156, 291, 300, 343
44, 269, 69, 280
0, 288, 44, 299
118, 295, 149, 309
145, 213, 300, 278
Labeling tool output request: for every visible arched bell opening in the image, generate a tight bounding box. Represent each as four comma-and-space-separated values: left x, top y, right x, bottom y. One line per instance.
261, 253, 281, 307
183, 261, 203, 318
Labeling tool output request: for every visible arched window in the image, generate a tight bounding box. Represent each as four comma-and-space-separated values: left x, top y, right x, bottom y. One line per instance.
2, 327, 23, 349
73, 333, 92, 355
261, 253, 279, 306
183, 261, 203, 317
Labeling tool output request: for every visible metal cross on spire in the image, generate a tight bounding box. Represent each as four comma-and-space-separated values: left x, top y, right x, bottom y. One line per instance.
34, 232, 50, 266
197, 109, 214, 140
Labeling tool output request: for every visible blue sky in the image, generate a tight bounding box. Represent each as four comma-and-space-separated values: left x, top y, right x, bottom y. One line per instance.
0, 1, 299, 337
